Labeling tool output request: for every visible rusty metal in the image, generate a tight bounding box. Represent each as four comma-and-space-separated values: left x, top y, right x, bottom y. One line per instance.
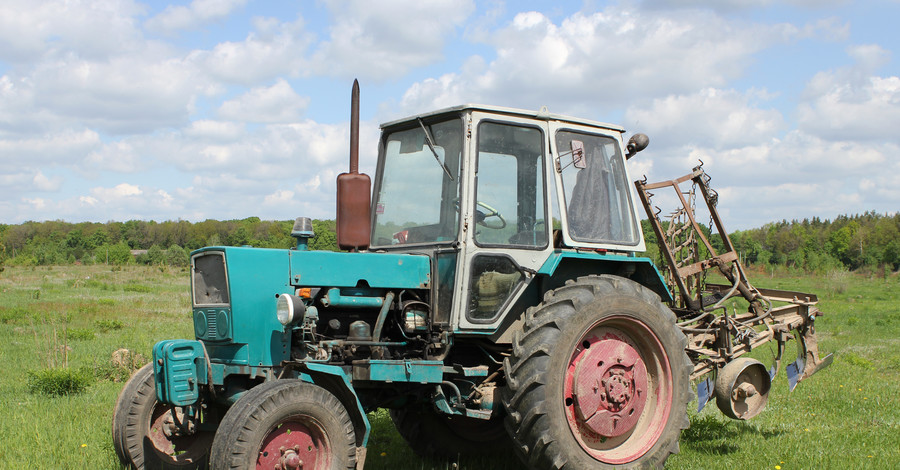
635, 164, 832, 395
336, 79, 372, 251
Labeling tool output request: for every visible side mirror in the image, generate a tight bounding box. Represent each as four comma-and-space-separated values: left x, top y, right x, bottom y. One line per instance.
571, 140, 586, 169
625, 133, 649, 160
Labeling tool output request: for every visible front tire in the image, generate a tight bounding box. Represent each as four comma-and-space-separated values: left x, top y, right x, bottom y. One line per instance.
111, 364, 212, 469
503, 275, 692, 469
209, 380, 356, 470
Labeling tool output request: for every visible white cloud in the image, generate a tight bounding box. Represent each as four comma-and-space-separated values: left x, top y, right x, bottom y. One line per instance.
640, 0, 850, 11
0, 0, 146, 64
797, 46, 900, 142
624, 88, 785, 149
310, 0, 476, 80
79, 196, 98, 206
0, 130, 101, 170
399, 7, 800, 116
145, 0, 247, 34
23, 197, 47, 210
91, 183, 143, 200
29, 54, 212, 134
186, 18, 311, 85
217, 79, 309, 123
263, 189, 295, 205
32, 171, 62, 192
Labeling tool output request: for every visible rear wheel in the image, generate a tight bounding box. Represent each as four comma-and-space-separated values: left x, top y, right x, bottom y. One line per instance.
503, 275, 692, 469
209, 380, 356, 470
112, 364, 212, 469
389, 406, 511, 458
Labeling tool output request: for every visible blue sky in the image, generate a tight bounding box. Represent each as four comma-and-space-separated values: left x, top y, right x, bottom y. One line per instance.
1, 0, 898, 230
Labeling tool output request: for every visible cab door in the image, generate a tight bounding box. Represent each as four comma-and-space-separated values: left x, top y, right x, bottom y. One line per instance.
454, 113, 556, 331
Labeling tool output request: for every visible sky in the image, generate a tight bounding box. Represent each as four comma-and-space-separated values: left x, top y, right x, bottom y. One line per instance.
1, 0, 898, 230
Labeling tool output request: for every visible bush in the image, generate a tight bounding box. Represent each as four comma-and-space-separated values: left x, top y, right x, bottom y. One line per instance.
95, 242, 134, 265
0, 307, 31, 324
165, 245, 189, 267
26, 367, 93, 396
123, 283, 153, 293
67, 328, 95, 341
94, 319, 124, 332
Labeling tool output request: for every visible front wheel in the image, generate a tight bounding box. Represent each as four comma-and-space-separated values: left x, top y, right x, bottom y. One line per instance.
503, 275, 692, 469
209, 380, 356, 470
111, 363, 212, 469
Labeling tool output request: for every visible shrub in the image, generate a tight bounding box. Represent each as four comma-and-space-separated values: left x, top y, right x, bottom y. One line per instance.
26, 367, 93, 396
843, 352, 873, 370
123, 283, 153, 293
67, 328, 95, 341
0, 307, 31, 324
94, 319, 124, 332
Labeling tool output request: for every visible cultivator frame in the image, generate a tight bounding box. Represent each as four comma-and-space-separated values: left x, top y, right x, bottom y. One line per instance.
635, 164, 833, 412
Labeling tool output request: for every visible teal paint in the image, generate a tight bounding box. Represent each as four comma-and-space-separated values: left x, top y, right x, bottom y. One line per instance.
205, 247, 293, 367
289, 250, 430, 289
185, 246, 432, 387
321, 288, 384, 308
353, 360, 444, 383
538, 250, 672, 302
153, 339, 204, 406
302, 363, 372, 447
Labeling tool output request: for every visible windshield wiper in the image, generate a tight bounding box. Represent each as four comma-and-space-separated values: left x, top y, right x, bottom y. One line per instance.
418, 118, 453, 180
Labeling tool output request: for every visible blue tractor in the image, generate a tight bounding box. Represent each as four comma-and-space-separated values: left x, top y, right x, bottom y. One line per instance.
112, 82, 831, 469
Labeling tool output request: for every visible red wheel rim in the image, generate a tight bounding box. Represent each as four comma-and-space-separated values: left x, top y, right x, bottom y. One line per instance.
147, 405, 212, 464
564, 315, 673, 464
256, 417, 331, 470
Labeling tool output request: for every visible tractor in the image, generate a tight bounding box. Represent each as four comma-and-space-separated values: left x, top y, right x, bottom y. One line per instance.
112, 81, 832, 469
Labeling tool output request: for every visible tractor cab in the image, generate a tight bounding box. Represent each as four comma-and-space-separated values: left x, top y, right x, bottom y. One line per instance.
365, 105, 648, 332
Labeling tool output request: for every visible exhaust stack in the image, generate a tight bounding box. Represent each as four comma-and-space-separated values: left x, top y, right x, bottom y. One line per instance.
335, 79, 371, 251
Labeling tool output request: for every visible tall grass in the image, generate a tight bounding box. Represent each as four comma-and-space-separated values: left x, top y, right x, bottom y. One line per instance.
0, 265, 897, 468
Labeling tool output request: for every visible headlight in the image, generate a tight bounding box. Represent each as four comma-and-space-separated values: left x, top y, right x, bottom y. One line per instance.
276, 294, 306, 326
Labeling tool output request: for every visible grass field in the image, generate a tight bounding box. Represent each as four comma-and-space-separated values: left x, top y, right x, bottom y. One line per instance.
0, 264, 897, 469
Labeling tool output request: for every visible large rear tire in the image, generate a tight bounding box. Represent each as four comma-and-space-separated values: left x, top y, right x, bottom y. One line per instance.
503, 275, 692, 469
209, 380, 356, 470
112, 363, 212, 469
389, 406, 511, 458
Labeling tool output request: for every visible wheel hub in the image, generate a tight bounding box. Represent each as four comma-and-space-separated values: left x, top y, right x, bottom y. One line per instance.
572, 337, 648, 437
257, 420, 326, 470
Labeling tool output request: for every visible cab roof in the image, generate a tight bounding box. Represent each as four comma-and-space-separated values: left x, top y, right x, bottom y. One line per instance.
380, 104, 626, 133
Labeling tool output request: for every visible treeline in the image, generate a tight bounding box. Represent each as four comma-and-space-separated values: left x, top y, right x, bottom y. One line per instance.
0, 218, 338, 267
730, 212, 900, 272
1, 213, 897, 273
642, 211, 900, 274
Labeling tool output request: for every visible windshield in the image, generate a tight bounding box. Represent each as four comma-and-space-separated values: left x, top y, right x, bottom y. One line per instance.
556, 130, 639, 245
372, 117, 463, 246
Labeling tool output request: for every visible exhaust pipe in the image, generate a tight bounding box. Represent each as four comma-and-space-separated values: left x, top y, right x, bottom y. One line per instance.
335, 79, 371, 251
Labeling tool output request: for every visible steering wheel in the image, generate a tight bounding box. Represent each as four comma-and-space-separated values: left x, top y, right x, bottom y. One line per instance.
475, 201, 507, 230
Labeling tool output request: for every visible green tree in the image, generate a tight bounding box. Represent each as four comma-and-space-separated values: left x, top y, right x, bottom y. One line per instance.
165, 245, 189, 267
96, 242, 134, 265
309, 220, 338, 251
146, 244, 166, 265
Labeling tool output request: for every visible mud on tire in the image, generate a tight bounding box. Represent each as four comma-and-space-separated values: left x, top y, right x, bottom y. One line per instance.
503, 275, 692, 469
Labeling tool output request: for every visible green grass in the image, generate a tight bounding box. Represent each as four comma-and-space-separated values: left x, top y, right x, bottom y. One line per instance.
0, 265, 897, 468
